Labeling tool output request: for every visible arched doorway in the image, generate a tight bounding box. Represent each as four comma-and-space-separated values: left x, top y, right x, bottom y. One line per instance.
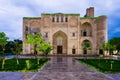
53, 31, 67, 54
81, 22, 92, 37
82, 40, 92, 55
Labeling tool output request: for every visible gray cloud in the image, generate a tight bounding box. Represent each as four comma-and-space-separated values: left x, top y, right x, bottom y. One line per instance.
0, 0, 120, 40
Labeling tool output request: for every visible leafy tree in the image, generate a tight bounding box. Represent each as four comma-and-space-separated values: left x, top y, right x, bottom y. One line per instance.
109, 38, 120, 54
11, 39, 22, 64
5, 41, 14, 53
5, 40, 22, 54
82, 41, 91, 55
39, 42, 52, 57
25, 33, 43, 64
83, 41, 91, 50
0, 32, 9, 69
101, 42, 116, 55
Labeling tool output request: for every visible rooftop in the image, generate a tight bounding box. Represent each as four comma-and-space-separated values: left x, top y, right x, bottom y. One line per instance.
41, 13, 80, 16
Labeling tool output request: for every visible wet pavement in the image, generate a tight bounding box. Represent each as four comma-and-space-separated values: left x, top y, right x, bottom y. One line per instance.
32, 57, 115, 80
0, 57, 120, 80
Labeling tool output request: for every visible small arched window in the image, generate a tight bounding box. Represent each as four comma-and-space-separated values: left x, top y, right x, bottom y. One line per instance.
45, 32, 48, 38
83, 29, 87, 36
25, 26, 29, 31
61, 16, 64, 22
72, 32, 75, 37
57, 16, 59, 22
65, 16, 68, 22
52, 16, 55, 22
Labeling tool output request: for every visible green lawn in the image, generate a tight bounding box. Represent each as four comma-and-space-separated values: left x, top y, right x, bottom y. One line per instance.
0, 58, 50, 72
78, 59, 120, 73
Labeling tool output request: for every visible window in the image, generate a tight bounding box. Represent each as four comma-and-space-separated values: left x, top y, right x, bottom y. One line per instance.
45, 32, 48, 38
72, 45, 76, 54
57, 16, 59, 22
61, 16, 64, 22
52, 16, 55, 22
83, 29, 87, 36
65, 16, 68, 22
25, 26, 29, 31
83, 31, 87, 36
72, 32, 75, 37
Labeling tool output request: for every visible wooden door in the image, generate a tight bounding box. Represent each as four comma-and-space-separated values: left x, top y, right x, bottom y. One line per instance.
84, 50, 87, 54
72, 49, 76, 54
99, 49, 103, 54
57, 46, 62, 54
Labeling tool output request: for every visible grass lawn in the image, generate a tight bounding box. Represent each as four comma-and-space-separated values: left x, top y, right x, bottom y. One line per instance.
78, 59, 120, 73
0, 58, 50, 72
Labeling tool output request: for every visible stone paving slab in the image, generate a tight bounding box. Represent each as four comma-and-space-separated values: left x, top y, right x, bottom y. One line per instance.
107, 74, 120, 80
33, 71, 112, 80
0, 72, 35, 80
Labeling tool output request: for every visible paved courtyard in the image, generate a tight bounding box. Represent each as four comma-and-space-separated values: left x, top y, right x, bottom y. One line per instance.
0, 57, 120, 80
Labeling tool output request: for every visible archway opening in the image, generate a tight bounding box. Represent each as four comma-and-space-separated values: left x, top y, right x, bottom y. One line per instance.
81, 22, 92, 37
82, 40, 92, 55
53, 31, 67, 54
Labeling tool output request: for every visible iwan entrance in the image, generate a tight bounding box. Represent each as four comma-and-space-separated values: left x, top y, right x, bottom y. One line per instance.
53, 31, 67, 54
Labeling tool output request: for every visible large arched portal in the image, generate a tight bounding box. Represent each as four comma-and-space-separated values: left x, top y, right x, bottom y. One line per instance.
53, 31, 67, 54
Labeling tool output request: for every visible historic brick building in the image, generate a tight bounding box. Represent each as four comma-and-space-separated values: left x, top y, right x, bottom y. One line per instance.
23, 7, 107, 55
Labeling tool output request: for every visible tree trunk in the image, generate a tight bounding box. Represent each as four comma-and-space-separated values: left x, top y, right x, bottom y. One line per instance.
2, 57, 5, 69
45, 52, 48, 57
2, 52, 5, 69
35, 50, 39, 64
34, 44, 39, 64
16, 54, 19, 64
37, 58, 39, 64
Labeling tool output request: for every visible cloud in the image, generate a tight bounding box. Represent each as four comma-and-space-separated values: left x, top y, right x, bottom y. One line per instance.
0, 0, 120, 40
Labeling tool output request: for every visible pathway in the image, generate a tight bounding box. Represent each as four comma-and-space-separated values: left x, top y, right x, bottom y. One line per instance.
30, 57, 115, 80
0, 57, 120, 80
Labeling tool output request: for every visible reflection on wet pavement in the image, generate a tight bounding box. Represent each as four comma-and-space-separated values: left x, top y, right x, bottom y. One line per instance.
33, 57, 114, 80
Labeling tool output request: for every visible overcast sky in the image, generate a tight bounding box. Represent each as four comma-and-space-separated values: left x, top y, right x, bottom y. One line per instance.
0, 0, 120, 40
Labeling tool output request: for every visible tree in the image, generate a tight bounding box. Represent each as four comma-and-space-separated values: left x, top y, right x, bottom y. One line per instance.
101, 42, 116, 55
25, 33, 43, 64
82, 41, 91, 55
0, 32, 9, 69
39, 42, 52, 57
109, 38, 120, 54
5, 41, 14, 53
83, 41, 91, 50
11, 39, 22, 64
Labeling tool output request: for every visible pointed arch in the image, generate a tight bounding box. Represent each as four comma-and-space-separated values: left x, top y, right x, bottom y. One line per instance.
52, 30, 68, 54
81, 22, 92, 36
